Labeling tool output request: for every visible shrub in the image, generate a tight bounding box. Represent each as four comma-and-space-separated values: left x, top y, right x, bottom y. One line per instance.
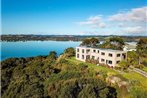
63, 47, 75, 58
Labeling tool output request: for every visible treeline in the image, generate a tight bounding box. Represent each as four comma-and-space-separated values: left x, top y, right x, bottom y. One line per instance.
1, 48, 117, 98
1, 34, 147, 42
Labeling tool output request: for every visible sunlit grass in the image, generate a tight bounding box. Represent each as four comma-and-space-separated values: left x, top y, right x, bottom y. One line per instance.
68, 57, 147, 86
67, 57, 147, 98
142, 67, 147, 72
122, 71, 147, 87
67, 57, 118, 74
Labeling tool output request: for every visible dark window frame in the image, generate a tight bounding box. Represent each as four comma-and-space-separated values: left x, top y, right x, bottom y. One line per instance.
77, 48, 79, 52
101, 52, 105, 55
117, 54, 121, 57
108, 60, 112, 64
97, 50, 99, 53
92, 56, 95, 59
116, 61, 120, 64
93, 49, 96, 53
108, 53, 113, 57
101, 59, 105, 62
82, 49, 84, 53
82, 55, 84, 59
77, 54, 79, 58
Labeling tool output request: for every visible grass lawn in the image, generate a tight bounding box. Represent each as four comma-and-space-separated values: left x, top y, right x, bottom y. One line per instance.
67, 57, 118, 75
67, 57, 147, 86
67, 57, 147, 98
122, 71, 147, 87
142, 67, 147, 72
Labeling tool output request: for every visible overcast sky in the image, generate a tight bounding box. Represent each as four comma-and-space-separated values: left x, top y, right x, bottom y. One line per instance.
2, 0, 147, 35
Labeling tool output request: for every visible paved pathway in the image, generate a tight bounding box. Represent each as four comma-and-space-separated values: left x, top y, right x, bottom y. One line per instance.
130, 66, 147, 78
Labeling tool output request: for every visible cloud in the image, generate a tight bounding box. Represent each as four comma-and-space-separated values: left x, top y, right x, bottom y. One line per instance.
108, 6, 147, 34
76, 6, 147, 35
122, 26, 145, 33
108, 6, 147, 22
77, 16, 106, 28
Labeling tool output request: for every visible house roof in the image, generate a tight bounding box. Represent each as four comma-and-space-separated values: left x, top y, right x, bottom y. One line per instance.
124, 44, 136, 49
77, 46, 126, 52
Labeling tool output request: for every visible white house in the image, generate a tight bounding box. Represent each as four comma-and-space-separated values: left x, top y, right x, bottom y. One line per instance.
76, 46, 127, 67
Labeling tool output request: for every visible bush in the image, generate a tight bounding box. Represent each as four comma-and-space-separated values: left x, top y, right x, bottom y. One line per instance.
134, 64, 144, 69
130, 86, 147, 98
1, 50, 117, 98
86, 59, 99, 64
47, 78, 117, 98
118, 60, 129, 71
63, 47, 75, 58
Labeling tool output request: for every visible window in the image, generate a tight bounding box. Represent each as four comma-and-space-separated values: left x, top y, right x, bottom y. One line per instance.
117, 54, 120, 57
82, 49, 84, 53
77, 54, 79, 58
97, 57, 99, 60
122, 53, 126, 59
82, 55, 84, 59
86, 55, 90, 59
109, 53, 113, 57
86, 49, 90, 53
77, 48, 79, 52
101, 59, 105, 62
93, 49, 96, 53
101, 52, 105, 55
97, 50, 99, 53
116, 61, 120, 64
92, 56, 95, 59
108, 60, 112, 64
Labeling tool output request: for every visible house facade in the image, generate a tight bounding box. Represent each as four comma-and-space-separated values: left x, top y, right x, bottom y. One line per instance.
76, 46, 127, 67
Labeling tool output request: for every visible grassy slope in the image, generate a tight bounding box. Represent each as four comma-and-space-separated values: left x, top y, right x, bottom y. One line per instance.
142, 67, 147, 72
67, 57, 117, 73
67, 57, 147, 97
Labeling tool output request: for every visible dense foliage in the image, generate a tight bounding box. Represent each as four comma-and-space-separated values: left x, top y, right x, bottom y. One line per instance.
1, 48, 117, 98
98, 37, 125, 50
80, 37, 99, 47
1, 55, 60, 98
117, 38, 147, 70
136, 38, 147, 66
63, 47, 75, 58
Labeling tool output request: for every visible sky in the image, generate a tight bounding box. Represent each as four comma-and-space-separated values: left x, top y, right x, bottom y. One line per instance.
2, 0, 147, 35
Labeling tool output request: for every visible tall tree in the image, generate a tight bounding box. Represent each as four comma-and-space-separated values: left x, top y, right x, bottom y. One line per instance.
98, 37, 125, 50
48, 51, 57, 60
109, 37, 125, 50
80, 37, 99, 47
136, 38, 147, 64
127, 51, 139, 66
64, 47, 75, 58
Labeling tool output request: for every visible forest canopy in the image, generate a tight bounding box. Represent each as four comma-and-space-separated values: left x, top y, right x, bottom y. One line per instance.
1, 48, 117, 98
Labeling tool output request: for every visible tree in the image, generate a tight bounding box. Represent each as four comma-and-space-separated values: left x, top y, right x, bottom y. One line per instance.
118, 60, 129, 71
137, 38, 147, 64
90, 37, 100, 47
109, 37, 125, 50
48, 51, 57, 61
98, 37, 125, 50
80, 37, 99, 47
127, 51, 139, 66
64, 47, 75, 58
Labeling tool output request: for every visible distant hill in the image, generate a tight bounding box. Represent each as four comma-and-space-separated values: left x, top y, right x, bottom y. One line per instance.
1, 34, 147, 42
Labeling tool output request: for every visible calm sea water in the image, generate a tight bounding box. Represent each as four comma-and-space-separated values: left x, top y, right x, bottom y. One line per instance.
1, 41, 81, 60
